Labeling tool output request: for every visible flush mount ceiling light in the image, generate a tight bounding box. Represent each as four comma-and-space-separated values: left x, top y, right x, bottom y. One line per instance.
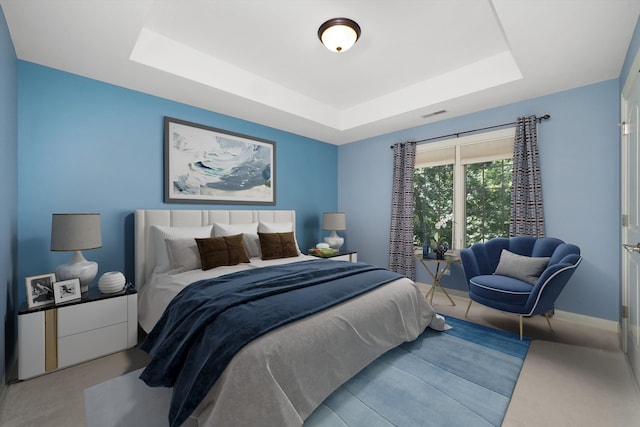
318, 17, 361, 53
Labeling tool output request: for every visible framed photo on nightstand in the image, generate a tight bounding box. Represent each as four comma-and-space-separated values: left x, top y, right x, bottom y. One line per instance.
25, 273, 56, 309
53, 278, 82, 304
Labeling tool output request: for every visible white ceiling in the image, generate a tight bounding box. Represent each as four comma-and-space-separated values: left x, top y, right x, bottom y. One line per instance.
2, 0, 639, 145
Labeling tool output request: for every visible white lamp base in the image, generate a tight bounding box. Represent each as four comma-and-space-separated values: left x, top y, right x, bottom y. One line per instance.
56, 251, 98, 293
324, 231, 344, 250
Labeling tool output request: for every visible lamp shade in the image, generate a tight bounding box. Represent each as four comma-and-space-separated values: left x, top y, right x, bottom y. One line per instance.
51, 213, 102, 251
51, 213, 102, 292
323, 212, 346, 231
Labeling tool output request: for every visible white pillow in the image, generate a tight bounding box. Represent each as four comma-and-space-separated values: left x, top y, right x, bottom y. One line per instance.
213, 222, 260, 258
165, 238, 202, 272
258, 221, 301, 254
151, 225, 213, 268
258, 221, 293, 233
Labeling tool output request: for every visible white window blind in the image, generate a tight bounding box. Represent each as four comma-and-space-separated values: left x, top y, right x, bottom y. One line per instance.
414, 128, 515, 168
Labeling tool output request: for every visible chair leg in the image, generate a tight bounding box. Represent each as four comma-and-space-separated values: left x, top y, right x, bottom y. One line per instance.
465, 299, 473, 317
544, 313, 553, 331
519, 315, 524, 341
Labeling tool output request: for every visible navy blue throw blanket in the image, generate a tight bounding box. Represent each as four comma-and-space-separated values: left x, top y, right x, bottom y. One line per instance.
139, 259, 403, 427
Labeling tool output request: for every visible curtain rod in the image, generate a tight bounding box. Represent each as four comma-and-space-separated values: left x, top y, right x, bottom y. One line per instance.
390, 114, 551, 148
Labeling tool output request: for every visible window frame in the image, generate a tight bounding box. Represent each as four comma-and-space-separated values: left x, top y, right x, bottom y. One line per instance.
414, 127, 515, 249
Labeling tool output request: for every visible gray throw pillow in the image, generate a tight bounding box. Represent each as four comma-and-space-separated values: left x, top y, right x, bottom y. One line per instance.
165, 238, 201, 272
494, 249, 550, 285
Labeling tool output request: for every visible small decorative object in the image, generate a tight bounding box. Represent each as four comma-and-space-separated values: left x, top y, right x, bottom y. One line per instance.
98, 271, 126, 294
323, 212, 346, 249
25, 273, 56, 309
310, 247, 337, 257
431, 213, 453, 260
435, 242, 450, 260
53, 278, 81, 304
51, 213, 102, 293
422, 243, 429, 258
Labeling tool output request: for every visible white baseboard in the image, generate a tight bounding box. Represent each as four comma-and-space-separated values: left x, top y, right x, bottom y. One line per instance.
416, 281, 619, 333
553, 309, 619, 333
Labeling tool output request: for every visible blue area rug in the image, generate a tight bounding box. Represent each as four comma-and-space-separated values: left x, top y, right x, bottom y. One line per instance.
304, 316, 530, 427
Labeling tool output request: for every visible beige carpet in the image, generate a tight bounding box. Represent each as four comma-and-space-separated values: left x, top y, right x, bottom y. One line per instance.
1, 289, 639, 426
0, 346, 150, 427
425, 288, 640, 427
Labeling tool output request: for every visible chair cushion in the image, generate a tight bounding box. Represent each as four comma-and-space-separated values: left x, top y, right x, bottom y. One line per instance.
469, 274, 532, 307
494, 249, 550, 285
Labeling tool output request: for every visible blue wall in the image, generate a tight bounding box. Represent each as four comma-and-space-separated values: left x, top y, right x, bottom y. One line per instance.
17, 62, 338, 306
0, 6, 18, 387
339, 79, 621, 321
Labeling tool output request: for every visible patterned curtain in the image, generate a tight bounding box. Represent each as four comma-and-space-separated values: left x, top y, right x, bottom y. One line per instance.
389, 141, 416, 280
509, 115, 545, 237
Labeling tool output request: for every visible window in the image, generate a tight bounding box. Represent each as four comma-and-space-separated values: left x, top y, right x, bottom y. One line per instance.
413, 128, 515, 249
465, 160, 512, 244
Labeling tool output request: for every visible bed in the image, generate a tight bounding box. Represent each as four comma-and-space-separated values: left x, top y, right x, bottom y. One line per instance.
134, 209, 445, 427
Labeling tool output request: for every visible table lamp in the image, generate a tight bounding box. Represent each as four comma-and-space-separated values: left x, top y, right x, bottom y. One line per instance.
323, 212, 346, 250
51, 213, 102, 293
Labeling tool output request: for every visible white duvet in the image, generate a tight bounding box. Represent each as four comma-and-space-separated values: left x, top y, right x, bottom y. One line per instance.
138, 257, 445, 426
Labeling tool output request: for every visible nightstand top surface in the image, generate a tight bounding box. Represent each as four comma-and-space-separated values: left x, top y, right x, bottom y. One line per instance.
307, 249, 357, 258
19, 282, 136, 315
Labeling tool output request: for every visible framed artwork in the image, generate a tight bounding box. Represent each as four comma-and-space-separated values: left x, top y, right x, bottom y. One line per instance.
164, 117, 276, 204
53, 278, 82, 304
25, 273, 56, 309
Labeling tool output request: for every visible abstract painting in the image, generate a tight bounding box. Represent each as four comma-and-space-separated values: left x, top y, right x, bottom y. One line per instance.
164, 117, 275, 204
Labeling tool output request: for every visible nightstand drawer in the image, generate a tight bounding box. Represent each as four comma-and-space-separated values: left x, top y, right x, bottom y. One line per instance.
57, 322, 128, 368
58, 297, 127, 337
18, 311, 45, 380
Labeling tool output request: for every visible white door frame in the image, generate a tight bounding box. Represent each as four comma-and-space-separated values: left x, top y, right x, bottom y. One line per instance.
621, 88, 629, 354
621, 47, 640, 359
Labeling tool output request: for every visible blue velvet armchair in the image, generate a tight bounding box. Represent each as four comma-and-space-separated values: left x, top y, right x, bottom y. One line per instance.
460, 236, 582, 339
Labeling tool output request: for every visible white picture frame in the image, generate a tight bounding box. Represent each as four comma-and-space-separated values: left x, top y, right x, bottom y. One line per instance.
25, 273, 56, 309
53, 278, 82, 304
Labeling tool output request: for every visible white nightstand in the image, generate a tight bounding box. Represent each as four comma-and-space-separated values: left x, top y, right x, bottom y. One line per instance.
18, 283, 137, 380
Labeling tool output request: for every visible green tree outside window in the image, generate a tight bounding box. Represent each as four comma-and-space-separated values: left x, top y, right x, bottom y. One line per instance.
413, 159, 512, 248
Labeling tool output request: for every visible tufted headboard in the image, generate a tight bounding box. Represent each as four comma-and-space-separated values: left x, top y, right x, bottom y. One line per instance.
134, 209, 297, 290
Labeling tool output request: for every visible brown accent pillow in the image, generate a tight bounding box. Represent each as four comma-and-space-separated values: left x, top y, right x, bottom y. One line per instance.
195, 234, 250, 270
224, 233, 251, 265
258, 232, 299, 260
